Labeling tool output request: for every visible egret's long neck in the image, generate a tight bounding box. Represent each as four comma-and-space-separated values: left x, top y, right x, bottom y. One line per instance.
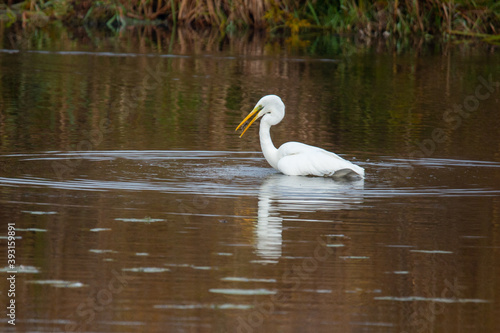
259, 120, 280, 170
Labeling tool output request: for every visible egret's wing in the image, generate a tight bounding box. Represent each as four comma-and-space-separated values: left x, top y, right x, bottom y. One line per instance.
277, 142, 364, 178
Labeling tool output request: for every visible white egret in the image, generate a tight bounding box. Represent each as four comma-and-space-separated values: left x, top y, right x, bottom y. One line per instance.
236, 95, 365, 179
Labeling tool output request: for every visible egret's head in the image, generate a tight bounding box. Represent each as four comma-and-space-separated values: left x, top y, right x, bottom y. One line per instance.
235, 95, 285, 137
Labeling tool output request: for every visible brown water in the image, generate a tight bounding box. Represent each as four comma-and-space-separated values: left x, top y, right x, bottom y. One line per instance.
1, 28, 500, 332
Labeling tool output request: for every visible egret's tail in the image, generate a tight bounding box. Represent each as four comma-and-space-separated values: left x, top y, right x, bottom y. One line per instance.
331, 168, 364, 180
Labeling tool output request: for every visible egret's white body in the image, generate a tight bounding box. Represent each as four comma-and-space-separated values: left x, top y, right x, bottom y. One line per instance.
236, 95, 364, 179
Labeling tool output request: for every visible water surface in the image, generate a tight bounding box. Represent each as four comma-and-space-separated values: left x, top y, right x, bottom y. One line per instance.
0, 28, 499, 332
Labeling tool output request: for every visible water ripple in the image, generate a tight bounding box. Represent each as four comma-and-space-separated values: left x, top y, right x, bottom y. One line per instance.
1, 151, 499, 201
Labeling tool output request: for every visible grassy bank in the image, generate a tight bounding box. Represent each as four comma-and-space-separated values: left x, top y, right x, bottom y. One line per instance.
1, 1, 499, 41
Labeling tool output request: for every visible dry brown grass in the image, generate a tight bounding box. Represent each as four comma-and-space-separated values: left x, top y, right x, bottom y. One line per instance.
115, 0, 271, 28
3, 0, 499, 39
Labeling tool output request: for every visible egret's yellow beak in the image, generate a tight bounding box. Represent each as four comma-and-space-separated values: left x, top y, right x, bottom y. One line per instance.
235, 106, 263, 137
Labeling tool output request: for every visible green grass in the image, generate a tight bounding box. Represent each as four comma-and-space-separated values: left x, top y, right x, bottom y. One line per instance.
1, 0, 499, 40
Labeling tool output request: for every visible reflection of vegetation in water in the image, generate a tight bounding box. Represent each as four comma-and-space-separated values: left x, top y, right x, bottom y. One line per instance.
1, 0, 499, 40
0, 26, 498, 162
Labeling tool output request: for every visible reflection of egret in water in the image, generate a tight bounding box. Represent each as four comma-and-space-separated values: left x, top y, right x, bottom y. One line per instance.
254, 174, 364, 263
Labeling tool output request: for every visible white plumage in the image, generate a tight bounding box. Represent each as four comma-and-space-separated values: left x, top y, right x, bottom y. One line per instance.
236, 95, 364, 179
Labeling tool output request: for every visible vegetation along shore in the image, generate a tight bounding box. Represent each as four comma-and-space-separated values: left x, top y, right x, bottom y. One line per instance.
0, 1, 499, 43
